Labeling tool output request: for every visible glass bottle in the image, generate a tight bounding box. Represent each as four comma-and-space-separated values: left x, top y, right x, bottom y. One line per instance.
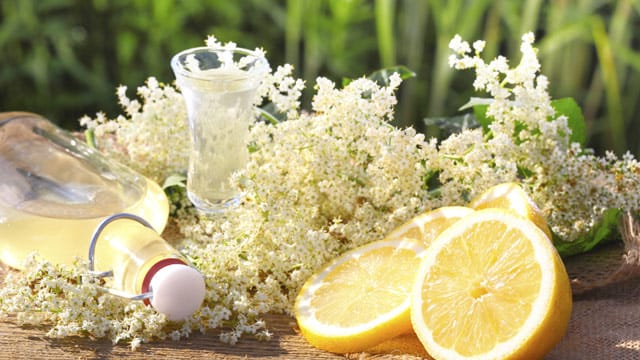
0, 112, 205, 320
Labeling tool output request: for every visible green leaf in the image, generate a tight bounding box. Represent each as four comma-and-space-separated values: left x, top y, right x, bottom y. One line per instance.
551, 97, 586, 145
247, 141, 259, 154
458, 97, 493, 133
472, 104, 491, 133
554, 208, 622, 258
423, 113, 480, 138
84, 128, 97, 149
162, 173, 187, 190
421, 168, 442, 196
458, 97, 494, 111
257, 105, 282, 125
367, 65, 416, 86
516, 164, 533, 179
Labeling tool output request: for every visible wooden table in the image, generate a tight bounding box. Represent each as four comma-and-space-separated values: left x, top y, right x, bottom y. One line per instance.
0, 313, 345, 360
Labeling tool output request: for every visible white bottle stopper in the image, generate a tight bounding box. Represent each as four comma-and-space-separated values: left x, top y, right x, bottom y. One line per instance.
148, 263, 206, 321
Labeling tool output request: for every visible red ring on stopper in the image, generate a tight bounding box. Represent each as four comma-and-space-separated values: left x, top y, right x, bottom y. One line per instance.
141, 258, 187, 306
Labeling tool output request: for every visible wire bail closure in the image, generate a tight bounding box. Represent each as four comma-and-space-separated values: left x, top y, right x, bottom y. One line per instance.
87, 213, 155, 301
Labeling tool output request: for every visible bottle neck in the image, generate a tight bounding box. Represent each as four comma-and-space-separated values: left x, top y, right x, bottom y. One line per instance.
92, 214, 185, 296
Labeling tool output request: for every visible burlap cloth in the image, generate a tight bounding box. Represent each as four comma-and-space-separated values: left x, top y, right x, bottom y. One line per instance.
549, 211, 640, 359
549, 242, 640, 359
1, 216, 640, 359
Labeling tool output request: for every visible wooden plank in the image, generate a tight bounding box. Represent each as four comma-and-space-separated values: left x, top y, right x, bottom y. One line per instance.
0, 313, 343, 359
0, 263, 343, 359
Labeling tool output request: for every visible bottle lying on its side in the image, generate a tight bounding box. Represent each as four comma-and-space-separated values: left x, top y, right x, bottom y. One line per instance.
0, 112, 205, 321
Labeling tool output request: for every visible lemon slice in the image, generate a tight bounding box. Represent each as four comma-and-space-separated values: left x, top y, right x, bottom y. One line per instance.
294, 238, 427, 353
468, 182, 552, 239
386, 206, 474, 246
411, 209, 572, 360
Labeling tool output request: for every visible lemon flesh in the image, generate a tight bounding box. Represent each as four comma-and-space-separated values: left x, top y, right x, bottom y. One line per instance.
468, 182, 552, 240
386, 206, 474, 246
295, 238, 427, 353
411, 209, 572, 360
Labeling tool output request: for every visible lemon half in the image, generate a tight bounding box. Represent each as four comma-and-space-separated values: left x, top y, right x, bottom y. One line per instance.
411, 209, 572, 359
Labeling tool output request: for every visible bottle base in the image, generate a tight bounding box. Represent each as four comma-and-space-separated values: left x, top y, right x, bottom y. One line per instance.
187, 192, 242, 215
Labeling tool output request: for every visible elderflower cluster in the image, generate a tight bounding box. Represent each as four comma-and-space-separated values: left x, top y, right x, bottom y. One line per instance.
206, 35, 306, 120
260, 63, 306, 119
450, 33, 555, 141
174, 73, 443, 342
0, 256, 166, 350
80, 77, 190, 184
4, 33, 640, 349
206, 35, 267, 62
446, 32, 640, 240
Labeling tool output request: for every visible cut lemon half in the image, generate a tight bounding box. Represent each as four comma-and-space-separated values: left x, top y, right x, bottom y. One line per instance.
411, 209, 572, 360
468, 182, 552, 239
386, 206, 474, 247
294, 238, 427, 354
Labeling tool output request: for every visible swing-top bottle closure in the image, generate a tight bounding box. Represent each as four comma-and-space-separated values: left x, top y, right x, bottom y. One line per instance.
88, 213, 206, 321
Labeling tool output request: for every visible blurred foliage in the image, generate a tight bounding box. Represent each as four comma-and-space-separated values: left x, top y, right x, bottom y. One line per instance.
1, 0, 639, 155
0, 0, 285, 128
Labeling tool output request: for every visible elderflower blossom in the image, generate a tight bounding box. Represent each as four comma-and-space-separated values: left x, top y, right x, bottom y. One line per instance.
47, 51, 443, 347
446, 32, 640, 241
0, 256, 166, 350
5, 33, 640, 349
80, 77, 190, 184
175, 73, 442, 337
260, 64, 306, 119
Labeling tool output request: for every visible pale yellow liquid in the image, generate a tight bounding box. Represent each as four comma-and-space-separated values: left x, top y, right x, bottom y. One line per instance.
177, 67, 259, 212
0, 178, 176, 295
